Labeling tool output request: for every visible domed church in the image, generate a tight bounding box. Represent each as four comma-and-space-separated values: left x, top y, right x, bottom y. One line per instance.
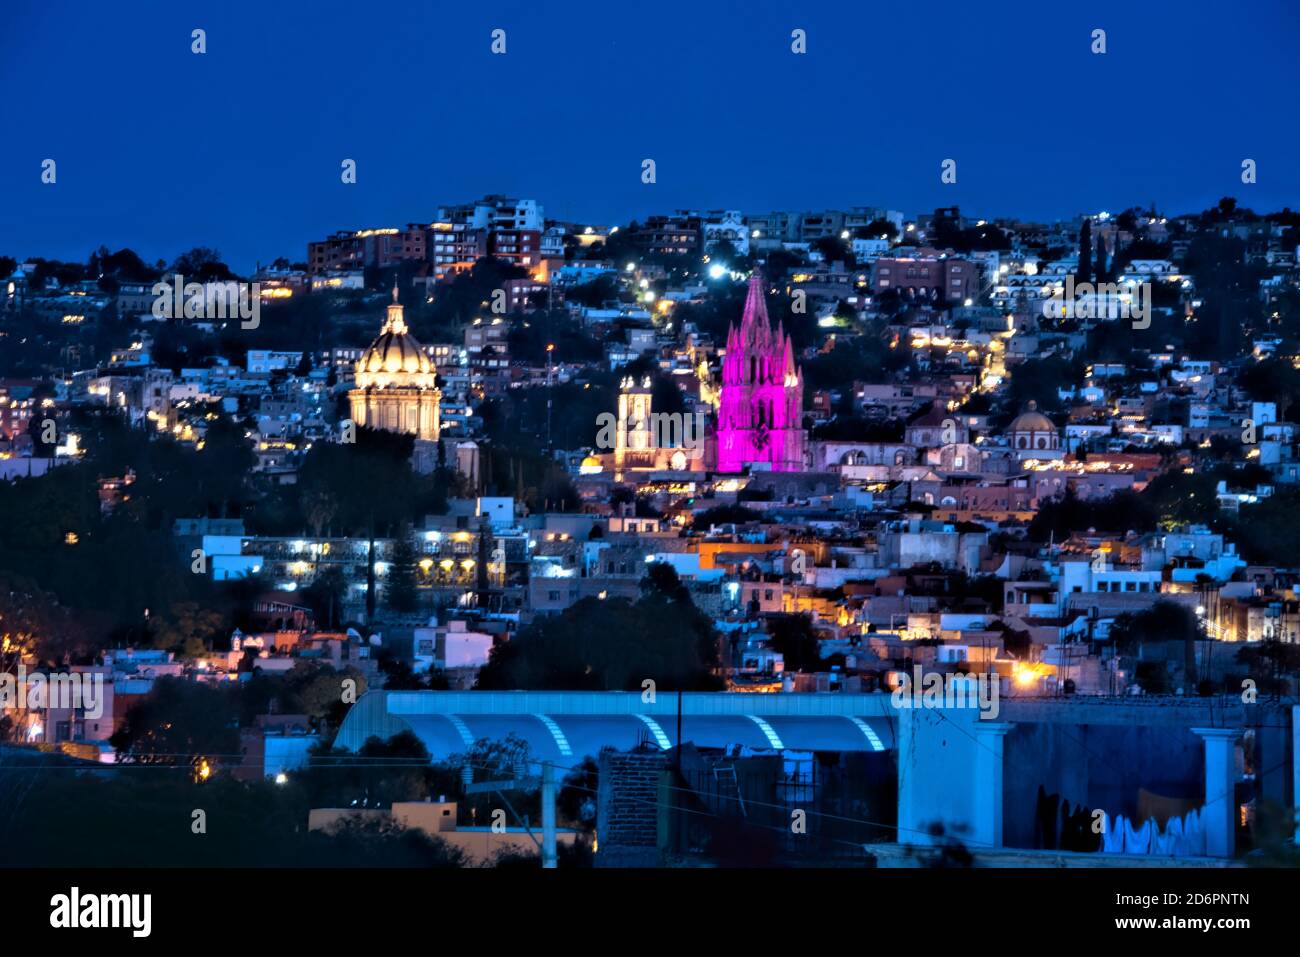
348, 285, 441, 441
1007, 400, 1059, 454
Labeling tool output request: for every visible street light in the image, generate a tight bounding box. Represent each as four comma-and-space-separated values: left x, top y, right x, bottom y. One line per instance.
546, 343, 555, 448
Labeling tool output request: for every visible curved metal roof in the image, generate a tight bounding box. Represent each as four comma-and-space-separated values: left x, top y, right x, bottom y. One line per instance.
335, 691, 895, 769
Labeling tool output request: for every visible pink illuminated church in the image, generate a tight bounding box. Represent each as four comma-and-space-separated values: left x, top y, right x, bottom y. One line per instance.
716, 274, 806, 472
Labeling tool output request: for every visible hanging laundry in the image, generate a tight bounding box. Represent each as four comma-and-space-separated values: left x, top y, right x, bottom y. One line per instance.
1150, 818, 1177, 855
1123, 816, 1152, 854
1101, 813, 1126, 854
1164, 814, 1185, 857
1182, 808, 1205, 857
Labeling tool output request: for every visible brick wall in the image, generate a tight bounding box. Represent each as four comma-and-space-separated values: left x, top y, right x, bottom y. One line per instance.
596, 748, 669, 867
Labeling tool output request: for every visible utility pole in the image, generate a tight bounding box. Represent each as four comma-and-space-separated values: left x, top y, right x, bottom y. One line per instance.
672, 689, 683, 856
465, 761, 559, 868
541, 762, 557, 869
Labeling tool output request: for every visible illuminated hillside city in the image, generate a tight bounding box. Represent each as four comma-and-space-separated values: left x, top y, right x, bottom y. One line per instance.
5, 191, 1300, 878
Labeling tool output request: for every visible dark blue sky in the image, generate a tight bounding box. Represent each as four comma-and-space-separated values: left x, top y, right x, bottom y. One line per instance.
2, 0, 1297, 272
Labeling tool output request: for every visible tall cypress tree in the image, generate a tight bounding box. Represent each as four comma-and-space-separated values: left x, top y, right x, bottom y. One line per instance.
386, 524, 419, 614
1078, 218, 1093, 285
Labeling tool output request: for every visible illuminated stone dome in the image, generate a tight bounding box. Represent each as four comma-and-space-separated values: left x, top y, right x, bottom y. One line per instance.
1009, 400, 1053, 434
1007, 400, 1058, 452
348, 285, 441, 441
357, 297, 433, 380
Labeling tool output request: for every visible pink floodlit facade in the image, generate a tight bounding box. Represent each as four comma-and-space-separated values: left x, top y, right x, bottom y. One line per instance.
717, 275, 806, 472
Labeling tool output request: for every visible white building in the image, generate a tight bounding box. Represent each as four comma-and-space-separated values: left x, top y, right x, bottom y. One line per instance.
702, 210, 749, 256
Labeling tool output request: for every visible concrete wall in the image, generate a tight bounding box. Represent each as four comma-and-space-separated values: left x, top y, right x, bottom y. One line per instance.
308, 804, 577, 866
1001, 722, 1202, 849
896, 706, 984, 847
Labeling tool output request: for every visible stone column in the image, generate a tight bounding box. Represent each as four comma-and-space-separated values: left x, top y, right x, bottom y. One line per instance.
1191, 727, 1242, 859
971, 722, 1015, 850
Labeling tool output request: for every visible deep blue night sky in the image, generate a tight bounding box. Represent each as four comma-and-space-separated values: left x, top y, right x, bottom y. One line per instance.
2, 0, 1297, 271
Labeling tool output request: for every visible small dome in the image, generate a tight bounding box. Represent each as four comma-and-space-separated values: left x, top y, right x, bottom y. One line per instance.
1009, 400, 1054, 433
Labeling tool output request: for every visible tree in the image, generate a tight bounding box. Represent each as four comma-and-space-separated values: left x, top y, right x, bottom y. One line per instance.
858, 218, 899, 242
303, 486, 339, 538
292, 664, 368, 730
475, 565, 722, 691
302, 565, 346, 630
386, 526, 420, 614
1238, 359, 1300, 423
1077, 218, 1092, 285
765, 614, 823, 673
566, 274, 621, 309
1236, 639, 1300, 696
0, 573, 87, 669
1109, 601, 1201, 691
168, 247, 235, 282
1004, 357, 1083, 417
811, 235, 852, 266
110, 677, 240, 772
149, 601, 228, 654
1095, 234, 1110, 283
1180, 231, 1260, 357
1232, 489, 1300, 565
308, 816, 468, 867
691, 504, 760, 528
194, 414, 255, 514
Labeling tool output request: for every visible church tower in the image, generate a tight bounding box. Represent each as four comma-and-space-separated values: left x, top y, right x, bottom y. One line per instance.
717, 274, 805, 472
614, 375, 655, 472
